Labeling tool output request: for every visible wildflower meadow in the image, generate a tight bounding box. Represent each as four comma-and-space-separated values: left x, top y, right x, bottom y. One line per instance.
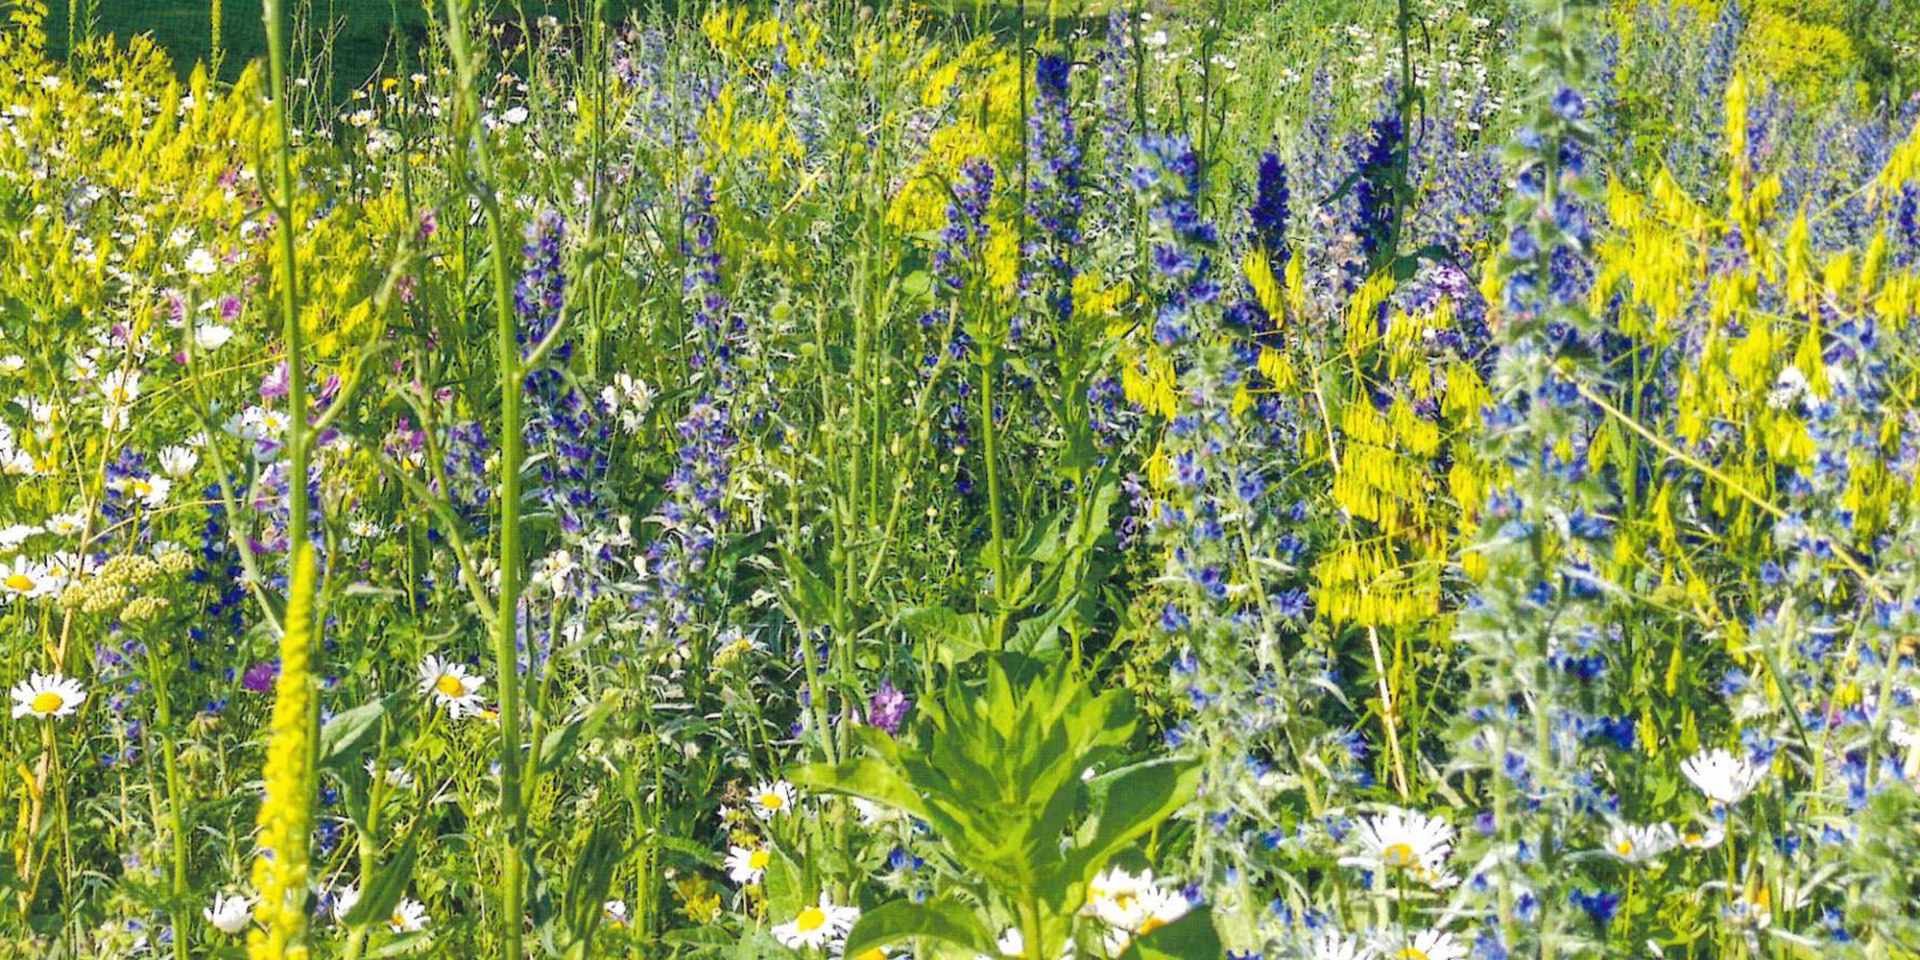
3, 0, 1920, 957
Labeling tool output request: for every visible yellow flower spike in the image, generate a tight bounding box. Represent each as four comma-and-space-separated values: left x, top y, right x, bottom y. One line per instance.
1243, 247, 1284, 320
248, 544, 320, 960
1869, 115, 1920, 206
1284, 251, 1308, 318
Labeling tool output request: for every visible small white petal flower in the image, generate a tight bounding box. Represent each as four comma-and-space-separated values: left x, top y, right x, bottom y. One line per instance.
603, 899, 629, 927
1307, 931, 1379, 960
0, 556, 55, 601
195, 323, 235, 351
44, 512, 87, 536
109, 474, 172, 508
10, 672, 86, 719
331, 885, 362, 923
158, 445, 199, 478
184, 248, 219, 275
204, 893, 253, 934
1605, 822, 1677, 864
1339, 807, 1456, 888
748, 779, 797, 820
387, 897, 429, 933
1373, 928, 1466, 960
770, 893, 858, 951
417, 655, 486, 718
725, 844, 772, 884
1678, 822, 1726, 850
1681, 748, 1765, 806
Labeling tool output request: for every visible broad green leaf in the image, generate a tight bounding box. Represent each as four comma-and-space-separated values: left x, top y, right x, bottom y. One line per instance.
341, 830, 420, 930
537, 691, 622, 768
318, 700, 387, 769
1065, 759, 1202, 889
842, 897, 999, 959
789, 757, 931, 822
898, 605, 995, 666
1117, 905, 1222, 960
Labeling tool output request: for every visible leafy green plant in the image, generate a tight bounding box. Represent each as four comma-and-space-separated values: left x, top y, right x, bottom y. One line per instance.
792, 654, 1214, 960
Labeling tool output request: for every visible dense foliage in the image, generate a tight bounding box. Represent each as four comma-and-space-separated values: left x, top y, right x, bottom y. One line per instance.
2, 0, 1919, 958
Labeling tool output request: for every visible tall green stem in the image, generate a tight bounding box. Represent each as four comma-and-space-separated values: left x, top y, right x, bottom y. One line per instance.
441, 2, 528, 956
149, 649, 190, 960
979, 352, 1008, 626
260, 2, 319, 954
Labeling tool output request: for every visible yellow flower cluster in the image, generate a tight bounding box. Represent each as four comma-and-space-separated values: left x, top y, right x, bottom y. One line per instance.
248, 544, 319, 960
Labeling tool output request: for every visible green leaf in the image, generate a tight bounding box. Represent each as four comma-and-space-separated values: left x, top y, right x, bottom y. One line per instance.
788, 757, 929, 822
340, 830, 420, 930
537, 691, 622, 769
1065, 759, 1201, 888
842, 897, 999, 959
366, 932, 432, 958
897, 605, 995, 667
1117, 905, 1222, 960
318, 700, 387, 769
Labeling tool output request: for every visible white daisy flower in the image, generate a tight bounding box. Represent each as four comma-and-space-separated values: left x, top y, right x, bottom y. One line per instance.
1678, 822, 1726, 850
204, 892, 253, 934
1086, 866, 1188, 946
184, 247, 219, 276
157, 445, 199, 478
366, 759, 415, 790
1681, 748, 1765, 806
1375, 928, 1466, 960
417, 655, 486, 718
603, 899, 629, 927
330, 884, 361, 923
770, 893, 858, 951
725, 844, 772, 884
10, 672, 86, 719
1339, 807, 1456, 887
748, 779, 797, 820
1102, 884, 1188, 951
387, 897, 429, 933
0, 556, 54, 600
99, 368, 141, 429
994, 928, 1026, 957
109, 474, 172, 508
976, 927, 1073, 960
600, 373, 655, 432
1605, 822, 1677, 864
1307, 930, 1379, 960
0, 523, 38, 549
194, 323, 235, 351
44, 512, 86, 536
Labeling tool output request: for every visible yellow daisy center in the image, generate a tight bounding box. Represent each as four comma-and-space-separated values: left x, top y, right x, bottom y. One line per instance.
1396, 949, 1429, 960
794, 906, 825, 932
1615, 839, 1634, 855
748, 849, 770, 870
29, 690, 64, 714
4, 573, 33, 591
853, 949, 886, 960
390, 910, 407, 928
759, 792, 785, 810
434, 673, 467, 698
1138, 916, 1169, 935
129, 479, 151, 496
1382, 842, 1417, 867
